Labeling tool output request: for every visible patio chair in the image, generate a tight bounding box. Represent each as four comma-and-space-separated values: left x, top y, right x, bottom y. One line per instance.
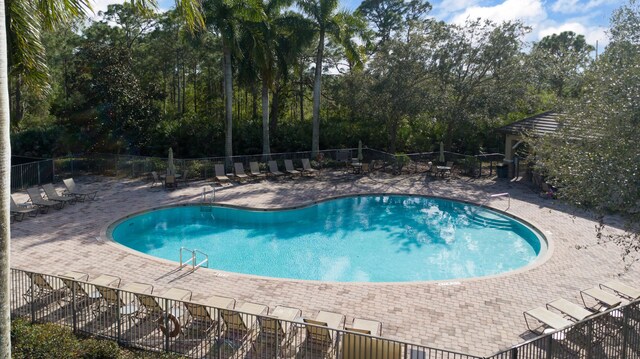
268, 161, 285, 177
220, 302, 268, 351
11, 195, 38, 221
249, 162, 266, 179
62, 178, 98, 201
302, 311, 345, 357
301, 158, 318, 175
183, 295, 236, 335
26, 187, 63, 212
600, 280, 640, 301
254, 305, 302, 358
523, 307, 573, 334
347, 318, 382, 336
164, 174, 177, 190
284, 160, 301, 176
341, 333, 402, 359
234, 163, 249, 181
94, 282, 153, 324
134, 287, 190, 337
215, 164, 231, 183
546, 298, 596, 322
59, 272, 101, 309
42, 183, 76, 207
150, 171, 160, 188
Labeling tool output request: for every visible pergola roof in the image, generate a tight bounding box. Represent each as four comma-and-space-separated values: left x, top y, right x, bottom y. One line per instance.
497, 111, 561, 137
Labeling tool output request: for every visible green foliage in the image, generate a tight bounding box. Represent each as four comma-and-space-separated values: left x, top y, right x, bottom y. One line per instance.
529, 0, 640, 266
11, 319, 185, 358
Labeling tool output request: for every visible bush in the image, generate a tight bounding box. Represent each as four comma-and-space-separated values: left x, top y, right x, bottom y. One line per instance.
11, 319, 79, 359
11, 319, 185, 359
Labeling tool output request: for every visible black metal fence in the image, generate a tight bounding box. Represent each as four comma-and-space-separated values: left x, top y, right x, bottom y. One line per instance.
10, 268, 481, 359
10, 159, 54, 192
51, 149, 505, 181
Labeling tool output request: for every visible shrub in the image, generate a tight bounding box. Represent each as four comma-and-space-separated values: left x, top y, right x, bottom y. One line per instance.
11, 319, 79, 359
78, 338, 121, 359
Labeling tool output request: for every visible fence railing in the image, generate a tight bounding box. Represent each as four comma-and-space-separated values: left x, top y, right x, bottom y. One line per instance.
10, 268, 481, 359
51, 149, 506, 181
10, 159, 54, 192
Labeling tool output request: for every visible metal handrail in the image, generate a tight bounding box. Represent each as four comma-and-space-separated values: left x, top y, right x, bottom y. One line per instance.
478, 192, 510, 211
178, 247, 195, 269
193, 249, 209, 271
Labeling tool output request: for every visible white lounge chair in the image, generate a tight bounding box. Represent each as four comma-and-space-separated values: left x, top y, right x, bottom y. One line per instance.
26, 187, 63, 212
546, 298, 595, 322
42, 183, 76, 207
11, 195, 39, 220
524, 307, 573, 334
249, 162, 266, 179
215, 164, 231, 183
63, 178, 98, 201
234, 163, 249, 181
301, 158, 318, 175
284, 160, 301, 176
268, 161, 284, 177
600, 281, 640, 301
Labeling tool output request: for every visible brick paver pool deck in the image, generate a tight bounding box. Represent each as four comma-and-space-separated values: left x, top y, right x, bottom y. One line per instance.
10, 171, 639, 356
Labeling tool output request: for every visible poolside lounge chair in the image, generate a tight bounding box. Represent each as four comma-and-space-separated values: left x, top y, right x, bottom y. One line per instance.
63, 178, 98, 201
600, 280, 640, 301
580, 287, 623, 311
215, 164, 231, 183
284, 160, 301, 176
249, 162, 266, 178
347, 318, 382, 336
302, 311, 345, 357
254, 305, 302, 358
134, 287, 191, 337
341, 333, 402, 359
58, 271, 101, 309
94, 282, 153, 324
183, 295, 235, 335
234, 163, 249, 181
11, 195, 38, 221
42, 183, 76, 207
268, 161, 284, 177
546, 298, 596, 322
23, 272, 66, 304
26, 187, 63, 212
220, 302, 268, 351
523, 307, 573, 334
301, 158, 318, 175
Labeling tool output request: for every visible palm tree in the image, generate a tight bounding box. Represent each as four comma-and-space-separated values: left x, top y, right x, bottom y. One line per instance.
243, 0, 313, 158
297, 0, 363, 156
0, 0, 202, 356
202, 0, 263, 166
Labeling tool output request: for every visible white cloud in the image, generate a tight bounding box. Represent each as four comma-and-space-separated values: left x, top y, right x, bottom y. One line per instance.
90, 0, 126, 16
433, 0, 481, 16
450, 0, 547, 25
536, 21, 608, 50
551, 0, 619, 14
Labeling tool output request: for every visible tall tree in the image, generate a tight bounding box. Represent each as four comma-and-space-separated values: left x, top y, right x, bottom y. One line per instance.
529, 0, 640, 269
356, 0, 431, 47
202, 0, 263, 165
297, 0, 363, 155
530, 31, 594, 98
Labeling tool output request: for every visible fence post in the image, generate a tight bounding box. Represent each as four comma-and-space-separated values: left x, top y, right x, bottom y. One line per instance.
164, 298, 169, 353
37, 162, 41, 186
29, 273, 35, 323
116, 289, 121, 343
72, 282, 77, 333
510, 347, 518, 359
20, 165, 24, 190
621, 305, 630, 359
545, 334, 553, 359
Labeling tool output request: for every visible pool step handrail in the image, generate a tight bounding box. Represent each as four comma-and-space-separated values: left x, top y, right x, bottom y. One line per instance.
179, 247, 209, 272
193, 249, 209, 272
201, 186, 215, 203
478, 192, 510, 211
179, 247, 195, 270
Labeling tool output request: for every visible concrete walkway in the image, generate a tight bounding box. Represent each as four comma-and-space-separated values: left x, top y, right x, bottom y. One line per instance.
10, 171, 638, 356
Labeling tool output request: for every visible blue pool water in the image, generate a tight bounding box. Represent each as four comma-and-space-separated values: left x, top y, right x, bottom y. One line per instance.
110, 195, 544, 282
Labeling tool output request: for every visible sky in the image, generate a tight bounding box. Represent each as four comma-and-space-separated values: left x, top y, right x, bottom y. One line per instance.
93, 0, 624, 51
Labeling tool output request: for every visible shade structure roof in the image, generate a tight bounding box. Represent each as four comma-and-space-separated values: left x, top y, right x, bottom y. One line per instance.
497, 111, 561, 137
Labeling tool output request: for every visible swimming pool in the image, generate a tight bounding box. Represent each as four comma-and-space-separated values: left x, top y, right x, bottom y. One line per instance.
109, 195, 545, 282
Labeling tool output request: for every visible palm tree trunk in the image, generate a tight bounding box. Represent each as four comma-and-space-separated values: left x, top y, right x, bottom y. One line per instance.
0, 1, 12, 356
311, 30, 325, 156
223, 44, 233, 166
261, 77, 270, 159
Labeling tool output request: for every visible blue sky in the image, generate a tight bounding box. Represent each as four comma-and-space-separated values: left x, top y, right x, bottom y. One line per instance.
95, 0, 623, 49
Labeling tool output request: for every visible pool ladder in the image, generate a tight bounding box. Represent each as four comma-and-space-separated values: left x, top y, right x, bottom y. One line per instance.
179, 247, 209, 272
478, 192, 510, 211
202, 186, 215, 203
